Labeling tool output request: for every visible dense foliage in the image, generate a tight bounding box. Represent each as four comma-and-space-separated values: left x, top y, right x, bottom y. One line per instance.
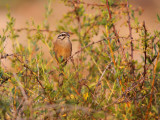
0, 0, 160, 119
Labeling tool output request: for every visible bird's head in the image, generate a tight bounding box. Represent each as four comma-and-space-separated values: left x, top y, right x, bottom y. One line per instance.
57, 32, 70, 41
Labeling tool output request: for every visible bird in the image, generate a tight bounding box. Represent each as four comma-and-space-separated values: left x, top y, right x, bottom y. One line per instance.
54, 32, 72, 86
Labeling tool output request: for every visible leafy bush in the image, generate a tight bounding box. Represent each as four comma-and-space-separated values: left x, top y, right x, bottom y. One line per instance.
0, 0, 159, 119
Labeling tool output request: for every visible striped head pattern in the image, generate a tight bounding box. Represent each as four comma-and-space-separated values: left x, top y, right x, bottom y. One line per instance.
57, 32, 70, 40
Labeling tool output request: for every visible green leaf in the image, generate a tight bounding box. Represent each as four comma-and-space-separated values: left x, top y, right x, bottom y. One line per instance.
157, 14, 160, 22
156, 61, 160, 72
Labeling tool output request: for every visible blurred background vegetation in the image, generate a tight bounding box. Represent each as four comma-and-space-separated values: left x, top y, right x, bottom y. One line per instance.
0, 0, 160, 119
0, 0, 39, 8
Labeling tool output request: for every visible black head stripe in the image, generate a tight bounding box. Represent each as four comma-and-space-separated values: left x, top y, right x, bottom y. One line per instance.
58, 32, 70, 39
63, 32, 69, 37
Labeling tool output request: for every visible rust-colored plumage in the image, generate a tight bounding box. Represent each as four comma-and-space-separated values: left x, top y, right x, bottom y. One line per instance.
54, 32, 72, 86
54, 32, 72, 66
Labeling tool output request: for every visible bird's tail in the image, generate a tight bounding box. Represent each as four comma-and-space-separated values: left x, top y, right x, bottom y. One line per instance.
58, 64, 65, 86
59, 72, 64, 86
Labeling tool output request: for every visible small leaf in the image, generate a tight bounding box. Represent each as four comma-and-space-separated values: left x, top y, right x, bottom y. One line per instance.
83, 93, 88, 100
156, 61, 160, 72
157, 14, 160, 22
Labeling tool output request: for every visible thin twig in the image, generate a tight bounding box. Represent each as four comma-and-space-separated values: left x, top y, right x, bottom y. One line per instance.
68, 0, 106, 7
14, 55, 45, 90
15, 98, 25, 119
14, 73, 28, 101
106, 0, 127, 62
94, 62, 112, 96
13, 28, 74, 35
14, 28, 54, 33
0, 53, 15, 59
14, 55, 55, 104
83, 16, 99, 40
118, 47, 159, 97
96, 63, 112, 87
126, 0, 134, 74
122, 51, 158, 95
68, 0, 127, 7
145, 52, 159, 120
142, 21, 147, 88
64, 37, 116, 64
0, 76, 11, 86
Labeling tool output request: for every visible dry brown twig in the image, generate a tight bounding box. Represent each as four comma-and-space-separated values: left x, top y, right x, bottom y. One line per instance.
14, 55, 45, 90
65, 37, 115, 63
0, 53, 15, 59
126, 0, 134, 75
68, 0, 127, 8
106, 0, 127, 62
14, 28, 54, 33
145, 52, 159, 119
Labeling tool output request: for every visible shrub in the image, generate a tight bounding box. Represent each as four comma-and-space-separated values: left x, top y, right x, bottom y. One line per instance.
0, 0, 159, 119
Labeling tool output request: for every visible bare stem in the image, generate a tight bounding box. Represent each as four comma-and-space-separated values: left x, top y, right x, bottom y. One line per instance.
143, 21, 147, 79
126, 0, 135, 75
106, 0, 127, 62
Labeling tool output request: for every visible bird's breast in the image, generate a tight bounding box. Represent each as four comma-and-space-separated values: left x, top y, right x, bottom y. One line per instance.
54, 41, 72, 62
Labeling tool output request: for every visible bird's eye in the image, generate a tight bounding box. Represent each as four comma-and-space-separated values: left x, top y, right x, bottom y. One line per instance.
58, 34, 63, 37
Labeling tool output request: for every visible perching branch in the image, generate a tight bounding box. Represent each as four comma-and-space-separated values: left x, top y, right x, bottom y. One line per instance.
65, 37, 115, 63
